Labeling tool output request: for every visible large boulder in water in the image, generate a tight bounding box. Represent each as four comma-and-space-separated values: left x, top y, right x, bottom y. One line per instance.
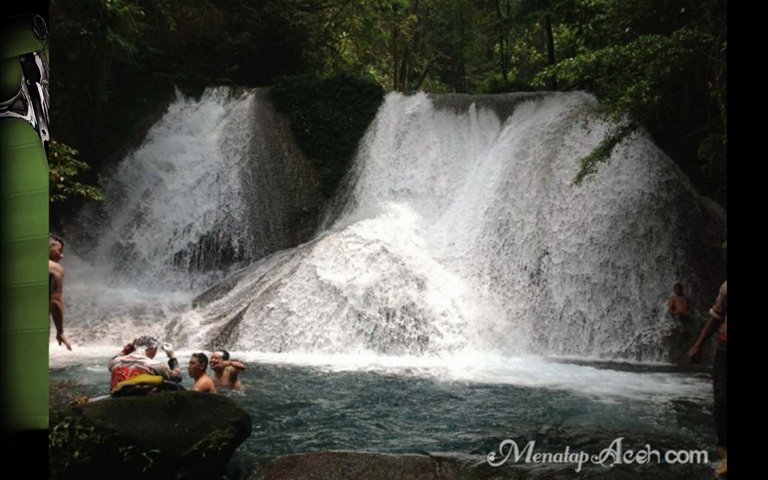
49, 391, 251, 480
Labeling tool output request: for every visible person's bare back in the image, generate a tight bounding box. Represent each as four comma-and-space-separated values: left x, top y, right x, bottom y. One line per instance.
192, 373, 217, 393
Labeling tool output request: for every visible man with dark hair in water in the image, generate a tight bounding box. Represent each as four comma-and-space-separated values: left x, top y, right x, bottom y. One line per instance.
210, 349, 246, 390
189, 352, 216, 393
108, 336, 182, 395
49, 234, 72, 350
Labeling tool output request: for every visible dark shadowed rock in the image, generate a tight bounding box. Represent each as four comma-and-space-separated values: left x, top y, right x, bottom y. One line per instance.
258, 449, 712, 480
261, 451, 467, 480
49, 391, 251, 480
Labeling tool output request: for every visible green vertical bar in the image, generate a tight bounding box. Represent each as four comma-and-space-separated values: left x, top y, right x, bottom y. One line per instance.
0, 119, 49, 431
1, 14, 49, 432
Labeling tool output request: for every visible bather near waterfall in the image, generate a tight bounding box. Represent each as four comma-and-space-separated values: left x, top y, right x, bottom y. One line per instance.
108, 336, 182, 396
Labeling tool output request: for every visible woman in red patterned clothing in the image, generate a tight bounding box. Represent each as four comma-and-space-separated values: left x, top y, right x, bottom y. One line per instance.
108, 335, 182, 395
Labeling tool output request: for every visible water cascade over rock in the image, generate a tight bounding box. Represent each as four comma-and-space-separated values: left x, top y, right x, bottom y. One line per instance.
68, 90, 724, 361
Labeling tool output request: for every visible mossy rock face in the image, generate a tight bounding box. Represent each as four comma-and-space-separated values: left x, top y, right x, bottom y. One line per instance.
270, 73, 385, 199
50, 391, 251, 480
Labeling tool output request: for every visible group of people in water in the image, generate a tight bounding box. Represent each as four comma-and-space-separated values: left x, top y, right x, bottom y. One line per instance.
48, 234, 246, 396
108, 335, 246, 395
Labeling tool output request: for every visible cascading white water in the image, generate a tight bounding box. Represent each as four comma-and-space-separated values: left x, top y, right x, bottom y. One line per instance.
63, 88, 724, 361
81, 88, 256, 287
172, 91, 725, 362
64, 87, 320, 346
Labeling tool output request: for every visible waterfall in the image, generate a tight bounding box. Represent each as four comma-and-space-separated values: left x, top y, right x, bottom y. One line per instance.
170, 92, 725, 362
64, 87, 320, 345
67, 90, 725, 362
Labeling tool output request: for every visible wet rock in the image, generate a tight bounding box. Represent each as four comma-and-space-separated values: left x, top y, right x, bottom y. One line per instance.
49, 391, 251, 480
261, 451, 467, 480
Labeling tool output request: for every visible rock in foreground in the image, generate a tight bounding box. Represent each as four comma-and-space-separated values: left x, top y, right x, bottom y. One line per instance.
261, 451, 468, 480
50, 391, 251, 480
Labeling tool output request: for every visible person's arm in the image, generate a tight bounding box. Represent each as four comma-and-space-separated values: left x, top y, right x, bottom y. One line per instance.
223, 359, 246, 371
688, 315, 722, 360
689, 285, 726, 360
119, 342, 136, 356
108, 342, 136, 370
163, 348, 182, 382
49, 294, 65, 337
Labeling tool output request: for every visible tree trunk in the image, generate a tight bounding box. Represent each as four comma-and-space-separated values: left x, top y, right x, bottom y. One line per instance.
495, 0, 510, 81
400, 47, 410, 94
392, 27, 399, 91
544, 13, 557, 90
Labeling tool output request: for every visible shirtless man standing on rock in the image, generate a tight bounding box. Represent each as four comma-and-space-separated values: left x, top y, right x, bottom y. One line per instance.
49, 235, 72, 350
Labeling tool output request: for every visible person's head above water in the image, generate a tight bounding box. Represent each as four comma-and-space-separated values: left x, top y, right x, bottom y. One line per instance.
49, 234, 64, 261
188, 352, 209, 380
673, 283, 684, 296
210, 349, 230, 369
133, 335, 159, 358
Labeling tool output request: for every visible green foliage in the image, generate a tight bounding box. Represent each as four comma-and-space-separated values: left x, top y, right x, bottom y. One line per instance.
49, 413, 162, 479
526, 0, 726, 202
51, 0, 172, 218
270, 73, 385, 198
50, 0, 726, 210
535, 29, 694, 186
49, 140, 103, 203
49, 414, 112, 479
571, 122, 637, 186
534, 29, 703, 123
